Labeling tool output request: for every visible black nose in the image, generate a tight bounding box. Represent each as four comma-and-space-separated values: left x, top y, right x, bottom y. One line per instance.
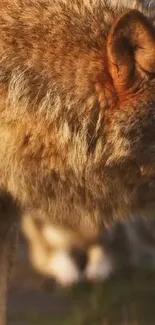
70, 248, 88, 271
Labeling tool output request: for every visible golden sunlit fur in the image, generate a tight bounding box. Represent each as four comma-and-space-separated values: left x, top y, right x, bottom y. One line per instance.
0, 0, 155, 323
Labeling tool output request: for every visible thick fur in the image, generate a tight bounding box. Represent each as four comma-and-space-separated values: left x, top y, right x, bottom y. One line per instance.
0, 0, 155, 322
0, 0, 155, 235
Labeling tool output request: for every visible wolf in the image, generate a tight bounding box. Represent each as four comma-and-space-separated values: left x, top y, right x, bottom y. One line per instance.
21, 214, 155, 286
0, 0, 155, 323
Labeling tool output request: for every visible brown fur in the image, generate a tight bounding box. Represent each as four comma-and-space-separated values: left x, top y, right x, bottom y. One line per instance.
0, 0, 155, 231
0, 0, 155, 323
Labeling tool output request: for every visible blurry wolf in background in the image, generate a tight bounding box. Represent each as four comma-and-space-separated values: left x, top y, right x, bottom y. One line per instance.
22, 212, 114, 285
1, 0, 155, 323
22, 214, 155, 286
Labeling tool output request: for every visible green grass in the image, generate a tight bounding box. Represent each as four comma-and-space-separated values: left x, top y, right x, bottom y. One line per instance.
9, 268, 155, 325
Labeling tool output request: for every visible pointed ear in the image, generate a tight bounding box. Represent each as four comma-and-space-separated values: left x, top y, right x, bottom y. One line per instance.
107, 10, 155, 92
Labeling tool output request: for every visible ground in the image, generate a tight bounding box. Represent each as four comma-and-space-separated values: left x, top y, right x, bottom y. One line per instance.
8, 237, 155, 325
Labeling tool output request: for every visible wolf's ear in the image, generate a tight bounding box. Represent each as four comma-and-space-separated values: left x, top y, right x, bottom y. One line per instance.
107, 10, 155, 92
